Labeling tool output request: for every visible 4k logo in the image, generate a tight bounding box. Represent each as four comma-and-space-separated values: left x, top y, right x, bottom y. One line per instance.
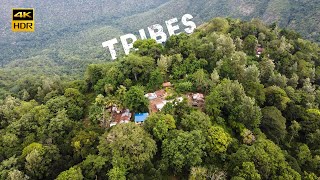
13, 11, 32, 19
12, 8, 34, 32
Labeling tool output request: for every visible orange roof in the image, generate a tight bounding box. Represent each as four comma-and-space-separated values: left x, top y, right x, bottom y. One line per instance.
155, 89, 166, 97
163, 82, 172, 87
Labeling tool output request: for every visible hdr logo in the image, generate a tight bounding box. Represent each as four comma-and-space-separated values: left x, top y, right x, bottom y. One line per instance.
12, 8, 34, 32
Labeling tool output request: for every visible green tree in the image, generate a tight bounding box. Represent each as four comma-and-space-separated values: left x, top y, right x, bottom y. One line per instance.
205, 125, 232, 155
0, 132, 21, 160
157, 55, 172, 76
23, 143, 61, 179
243, 35, 258, 56
205, 80, 261, 130
241, 65, 265, 105
123, 86, 149, 113
268, 73, 288, 88
147, 69, 164, 91
175, 81, 193, 93
98, 123, 156, 171
261, 106, 287, 144
46, 96, 68, 114
56, 167, 83, 180
162, 99, 192, 123
107, 167, 126, 180
47, 110, 74, 144
264, 86, 291, 111
207, 17, 230, 33
133, 39, 163, 59
80, 155, 108, 180
7, 169, 29, 180
0, 96, 21, 128
217, 51, 247, 80
259, 57, 275, 83
181, 111, 211, 131
216, 34, 236, 58
162, 130, 205, 173
71, 130, 99, 159
288, 120, 301, 144
144, 114, 176, 141
0, 156, 22, 180
64, 88, 85, 120
191, 69, 210, 92
84, 64, 105, 89
210, 69, 220, 86
121, 54, 155, 82
233, 162, 261, 180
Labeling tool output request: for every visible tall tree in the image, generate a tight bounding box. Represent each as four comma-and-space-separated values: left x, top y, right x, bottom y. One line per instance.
243, 35, 258, 56
261, 106, 287, 144
133, 39, 164, 60
205, 80, 261, 130
121, 54, 155, 82
162, 130, 205, 174
180, 111, 211, 131
123, 86, 149, 113
147, 69, 164, 91
205, 125, 232, 156
56, 167, 83, 180
144, 114, 176, 141
98, 123, 156, 171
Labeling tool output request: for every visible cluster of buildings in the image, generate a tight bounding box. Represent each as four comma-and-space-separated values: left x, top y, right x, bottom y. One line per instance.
107, 106, 151, 127
107, 106, 150, 127
106, 82, 205, 128
145, 90, 184, 113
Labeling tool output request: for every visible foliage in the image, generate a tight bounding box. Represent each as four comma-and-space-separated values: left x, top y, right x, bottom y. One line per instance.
144, 114, 176, 141
205, 125, 232, 155
98, 123, 156, 171
56, 167, 83, 180
162, 130, 206, 174
1, 17, 320, 179
123, 86, 149, 113
230, 139, 301, 179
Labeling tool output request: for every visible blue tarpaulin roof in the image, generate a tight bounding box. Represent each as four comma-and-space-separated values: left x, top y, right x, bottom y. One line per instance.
135, 113, 149, 123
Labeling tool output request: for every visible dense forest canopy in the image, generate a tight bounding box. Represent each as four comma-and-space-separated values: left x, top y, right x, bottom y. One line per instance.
1, 0, 319, 88
1, 18, 320, 179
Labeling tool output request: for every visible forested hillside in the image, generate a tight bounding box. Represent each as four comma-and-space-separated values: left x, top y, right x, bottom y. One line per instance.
1, 18, 320, 179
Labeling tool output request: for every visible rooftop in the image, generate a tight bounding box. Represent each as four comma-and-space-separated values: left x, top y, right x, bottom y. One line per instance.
155, 89, 166, 97
163, 82, 172, 87
145, 93, 157, 100
134, 113, 149, 123
193, 93, 204, 101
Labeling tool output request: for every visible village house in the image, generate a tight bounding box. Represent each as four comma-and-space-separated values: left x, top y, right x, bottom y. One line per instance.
144, 93, 157, 100
256, 45, 264, 57
134, 113, 149, 124
162, 82, 172, 88
155, 101, 166, 111
155, 89, 166, 98
193, 93, 204, 101
153, 97, 184, 112
191, 93, 205, 107
109, 107, 132, 127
